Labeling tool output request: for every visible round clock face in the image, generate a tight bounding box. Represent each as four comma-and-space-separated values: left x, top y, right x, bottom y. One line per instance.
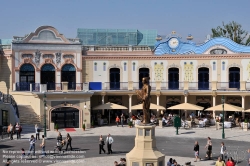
168, 38, 179, 49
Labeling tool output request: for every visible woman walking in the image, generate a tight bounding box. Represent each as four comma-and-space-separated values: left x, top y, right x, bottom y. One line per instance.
65, 133, 72, 151
205, 137, 212, 159
99, 135, 106, 154
194, 141, 200, 162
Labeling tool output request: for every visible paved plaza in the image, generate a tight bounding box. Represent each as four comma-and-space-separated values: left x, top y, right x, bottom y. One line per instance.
1, 124, 249, 166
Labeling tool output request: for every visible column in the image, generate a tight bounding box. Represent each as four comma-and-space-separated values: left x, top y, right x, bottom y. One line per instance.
242, 96, 245, 118
213, 96, 216, 118
129, 94, 132, 116
156, 94, 160, 117
102, 95, 105, 115
184, 95, 188, 118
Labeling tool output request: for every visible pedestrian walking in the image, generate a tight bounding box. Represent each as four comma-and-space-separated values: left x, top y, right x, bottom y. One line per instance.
215, 157, 226, 166
40, 135, 46, 157
120, 113, 125, 127
220, 142, 227, 161
65, 133, 72, 151
194, 141, 200, 162
57, 132, 62, 142
7, 123, 13, 140
35, 124, 40, 140
15, 122, 21, 139
205, 137, 212, 159
166, 158, 173, 166
99, 135, 106, 154
27, 135, 36, 157
106, 134, 114, 154
115, 116, 120, 127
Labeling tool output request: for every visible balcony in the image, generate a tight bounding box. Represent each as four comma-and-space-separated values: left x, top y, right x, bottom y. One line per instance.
14, 81, 249, 92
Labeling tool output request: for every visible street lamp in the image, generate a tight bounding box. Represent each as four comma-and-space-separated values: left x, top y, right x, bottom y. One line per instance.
43, 92, 47, 137
221, 95, 225, 139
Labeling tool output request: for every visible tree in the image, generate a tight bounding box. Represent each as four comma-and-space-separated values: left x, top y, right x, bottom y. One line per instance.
211, 21, 250, 45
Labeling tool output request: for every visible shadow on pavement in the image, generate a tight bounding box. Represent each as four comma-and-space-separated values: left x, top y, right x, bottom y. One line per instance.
180, 131, 195, 134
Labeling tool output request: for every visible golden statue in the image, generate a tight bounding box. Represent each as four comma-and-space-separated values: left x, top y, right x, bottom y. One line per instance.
135, 77, 151, 124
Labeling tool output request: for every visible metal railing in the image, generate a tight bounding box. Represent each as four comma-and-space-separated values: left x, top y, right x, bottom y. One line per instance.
16, 82, 30, 91
188, 82, 211, 90
217, 82, 240, 90
0, 91, 19, 118
103, 82, 128, 90
32, 83, 40, 92
161, 82, 184, 90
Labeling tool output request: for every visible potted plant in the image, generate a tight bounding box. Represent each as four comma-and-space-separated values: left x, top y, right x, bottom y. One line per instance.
55, 124, 58, 132
128, 121, 133, 128
243, 119, 248, 131
82, 123, 86, 131
83, 119, 86, 131
91, 121, 94, 128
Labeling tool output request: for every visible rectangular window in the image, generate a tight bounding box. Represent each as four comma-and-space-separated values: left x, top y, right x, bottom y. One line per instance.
213, 62, 216, 70
2, 110, 8, 126
133, 63, 135, 71
103, 65, 106, 71
222, 62, 225, 71
124, 64, 126, 71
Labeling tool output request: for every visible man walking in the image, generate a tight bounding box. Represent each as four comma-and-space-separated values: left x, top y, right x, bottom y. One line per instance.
27, 135, 36, 157
40, 135, 46, 157
220, 142, 226, 161
15, 123, 20, 139
106, 134, 114, 154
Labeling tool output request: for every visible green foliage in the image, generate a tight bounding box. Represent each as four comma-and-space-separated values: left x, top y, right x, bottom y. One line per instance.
55, 124, 58, 130
82, 123, 85, 129
244, 119, 248, 123
211, 21, 250, 45
91, 121, 94, 126
128, 121, 133, 126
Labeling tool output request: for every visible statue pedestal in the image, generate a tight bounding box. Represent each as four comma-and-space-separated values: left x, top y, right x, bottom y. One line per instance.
126, 124, 165, 166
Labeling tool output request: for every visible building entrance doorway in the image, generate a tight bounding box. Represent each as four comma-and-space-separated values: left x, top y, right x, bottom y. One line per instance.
109, 68, 120, 90
41, 64, 55, 90
61, 64, 76, 90
168, 68, 179, 89
51, 107, 79, 128
139, 68, 149, 89
198, 67, 209, 90
229, 67, 240, 88
19, 64, 35, 91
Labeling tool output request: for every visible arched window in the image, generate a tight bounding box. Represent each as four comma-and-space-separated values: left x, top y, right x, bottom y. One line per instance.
229, 67, 240, 88
62, 64, 76, 71
19, 64, 35, 91
41, 64, 55, 90
61, 64, 76, 90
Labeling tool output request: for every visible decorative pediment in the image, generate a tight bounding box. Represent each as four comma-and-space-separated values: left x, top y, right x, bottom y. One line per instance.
197, 63, 209, 68
109, 64, 121, 69
22, 54, 33, 59
228, 63, 241, 68
138, 63, 150, 69
63, 54, 74, 59
168, 63, 179, 68
21, 26, 71, 43
43, 54, 54, 59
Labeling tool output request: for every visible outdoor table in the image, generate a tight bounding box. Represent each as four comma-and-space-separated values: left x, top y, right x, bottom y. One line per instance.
198, 121, 205, 128
241, 122, 250, 128
224, 122, 231, 128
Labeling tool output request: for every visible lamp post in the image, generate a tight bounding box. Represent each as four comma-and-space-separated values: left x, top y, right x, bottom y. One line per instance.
43, 92, 47, 137
221, 95, 225, 139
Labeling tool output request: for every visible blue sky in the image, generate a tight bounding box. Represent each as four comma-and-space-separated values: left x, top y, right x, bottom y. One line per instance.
1, 0, 250, 43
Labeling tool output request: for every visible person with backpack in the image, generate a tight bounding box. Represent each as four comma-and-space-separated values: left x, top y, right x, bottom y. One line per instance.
65, 133, 72, 151
35, 124, 40, 140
